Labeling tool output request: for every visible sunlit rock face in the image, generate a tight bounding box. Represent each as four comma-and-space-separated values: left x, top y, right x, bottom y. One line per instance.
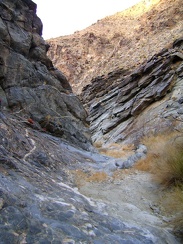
82, 38, 183, 146
0, 0, 92, 150
47, 0, 183, 94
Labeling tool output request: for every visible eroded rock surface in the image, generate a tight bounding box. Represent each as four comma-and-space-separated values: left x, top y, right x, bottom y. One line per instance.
0, 0, 91, 150
0, 111, 179, 243
82, 38, 183, 146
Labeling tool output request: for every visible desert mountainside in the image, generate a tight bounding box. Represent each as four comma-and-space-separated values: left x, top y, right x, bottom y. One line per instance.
47, 0, 183, 94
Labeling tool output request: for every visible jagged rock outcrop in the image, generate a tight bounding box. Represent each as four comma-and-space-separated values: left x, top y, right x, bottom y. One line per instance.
47, 0, 183, 94
81, 37, 183, 146
0, 0, 91, 150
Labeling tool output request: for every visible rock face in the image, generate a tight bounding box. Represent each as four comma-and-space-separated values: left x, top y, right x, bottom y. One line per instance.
0, 0, 91, 150
0, 1, 182, 243
0, 112, 179, 243
81, 38, 183, 145
47, 0, 183, 94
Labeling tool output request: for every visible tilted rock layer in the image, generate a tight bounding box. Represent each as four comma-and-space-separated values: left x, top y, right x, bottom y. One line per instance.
0, 0, 91, 150
47, 0, 183, 94
82, 38, 183, 145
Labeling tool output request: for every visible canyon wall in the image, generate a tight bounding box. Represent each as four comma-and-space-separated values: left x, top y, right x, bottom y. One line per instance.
81, 38, 183, 146
0, 0, 91, 150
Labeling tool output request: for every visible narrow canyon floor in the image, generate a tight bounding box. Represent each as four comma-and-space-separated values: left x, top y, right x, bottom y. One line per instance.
71, 146, 179, 242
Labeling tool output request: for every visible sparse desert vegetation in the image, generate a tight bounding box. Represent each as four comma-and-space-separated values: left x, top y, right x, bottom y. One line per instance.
135, 131, 183, 238
73, 169, 109, 188
94, 142, 135, 158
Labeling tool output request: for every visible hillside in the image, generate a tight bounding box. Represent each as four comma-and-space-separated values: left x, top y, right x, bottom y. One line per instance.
47, 0, 183, 94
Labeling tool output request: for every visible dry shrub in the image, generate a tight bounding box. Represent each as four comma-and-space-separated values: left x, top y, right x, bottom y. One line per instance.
87, 171, 108, 182
73, 169, 108, 188
135, 131, 183, 238
174, 214, 183, 239
161, 186, 183, 239
155, 140, 183, 186
135, 143, 183, 184
99, 148, 129, 158
160, 185, 183, 215
134, 153, 158, 172
134, 131, 183, 184
95, 142, 135, 158
137, 133, 183, 186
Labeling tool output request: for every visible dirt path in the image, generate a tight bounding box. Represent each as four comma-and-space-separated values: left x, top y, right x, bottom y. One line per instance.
76, 169, 171, 230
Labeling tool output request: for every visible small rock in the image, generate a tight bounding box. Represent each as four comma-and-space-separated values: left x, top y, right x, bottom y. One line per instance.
136, 144, 147, 154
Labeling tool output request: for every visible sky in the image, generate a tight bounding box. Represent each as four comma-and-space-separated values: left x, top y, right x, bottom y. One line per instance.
34, 0, 142, 40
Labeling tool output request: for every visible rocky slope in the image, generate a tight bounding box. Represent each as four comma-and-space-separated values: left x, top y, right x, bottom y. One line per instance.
47, 0, 183, 94
0, 0, 182, 243
81, 37, 183, 147
0, 111, 180, 243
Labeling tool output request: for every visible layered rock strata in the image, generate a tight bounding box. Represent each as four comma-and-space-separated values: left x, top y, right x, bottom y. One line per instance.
82, 37, 183, 145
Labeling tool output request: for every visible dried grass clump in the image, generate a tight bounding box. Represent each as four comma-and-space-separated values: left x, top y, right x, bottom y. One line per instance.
135, 132, 183, 183
156, 141, 183, 186
87, 171, 108, 182
162, 186, 183, 239
135, 132, 183, 238
73, 169, 108, 188
94, 142, 135, 158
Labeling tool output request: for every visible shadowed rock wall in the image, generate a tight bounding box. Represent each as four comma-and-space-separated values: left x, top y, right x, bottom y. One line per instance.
0, 0, 91, 150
